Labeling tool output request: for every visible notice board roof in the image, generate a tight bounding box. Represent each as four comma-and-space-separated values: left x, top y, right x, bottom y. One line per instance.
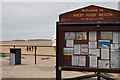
59, 5, 120, 22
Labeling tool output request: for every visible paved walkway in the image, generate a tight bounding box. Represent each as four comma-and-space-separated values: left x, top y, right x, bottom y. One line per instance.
2, 56, 119, 80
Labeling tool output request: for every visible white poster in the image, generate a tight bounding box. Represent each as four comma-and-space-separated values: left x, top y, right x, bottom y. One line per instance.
64, 48, 74, 55
111, 44, 120, 68
113, 32, 120, 43
111, 44, 120, 51
79, 56, 86, 66
99, 60, 109, 69
74, 44, 80, 54
111, 51, 119, 68
101, 49, 109, 59
89, 41, 97, 48
81, 44, 88, 55
72, 56, 78, 66
66, 40, 74, 47
89, 49, 100, 57
101, 32, 112, 40
89, 56, 97, 67
89, 31, 96, 41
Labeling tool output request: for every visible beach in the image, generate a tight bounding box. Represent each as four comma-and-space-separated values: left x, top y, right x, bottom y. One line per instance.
1, 41, 119, 80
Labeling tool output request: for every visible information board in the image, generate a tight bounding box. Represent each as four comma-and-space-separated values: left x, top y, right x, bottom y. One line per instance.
56, 5, 120, 74
56, 23, 120, 73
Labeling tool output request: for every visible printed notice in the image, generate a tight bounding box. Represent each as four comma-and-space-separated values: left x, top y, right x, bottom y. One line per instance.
89, 49, 100, 57
99, 40, 110, 48
111, 44, 120, 68
76, 32, 87, 40
74, 44, 80, 54
111, 51, 120, 68
99, 60, 109, 69
72, 56, 78, 66
66, 40, 74, 47
65, 32, 75, 40
79, 56, 86, 66
101, 32, 112, 40
111, 44, 120, 51
113, 32, 120, 43
118, 52, 120, 68
89, 42, 97, 48
64, 48, 74, 55
89, 31, 96, 41
81, 44, 88, 55
89, 56, 97, 67
101, 49, 109, 59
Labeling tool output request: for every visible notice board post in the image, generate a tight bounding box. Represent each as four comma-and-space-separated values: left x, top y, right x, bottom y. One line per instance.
56, 5, 120, 80
56, 22, 62, 80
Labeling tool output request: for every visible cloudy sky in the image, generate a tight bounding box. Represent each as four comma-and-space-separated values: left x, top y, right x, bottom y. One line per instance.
1, 2, 120, 41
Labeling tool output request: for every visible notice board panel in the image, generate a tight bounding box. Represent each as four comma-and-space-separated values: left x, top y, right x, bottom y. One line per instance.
56, 22, 120, 73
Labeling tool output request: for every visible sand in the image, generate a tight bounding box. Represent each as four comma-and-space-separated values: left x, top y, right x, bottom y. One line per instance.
1, 41, 120, 80
1, 41, 54, 56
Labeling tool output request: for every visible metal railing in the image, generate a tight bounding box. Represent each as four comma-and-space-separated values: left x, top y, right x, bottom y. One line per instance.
1, 45, 54, 65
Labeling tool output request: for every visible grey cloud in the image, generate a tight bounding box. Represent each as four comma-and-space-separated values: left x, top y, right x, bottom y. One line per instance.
2, 2, 118, 41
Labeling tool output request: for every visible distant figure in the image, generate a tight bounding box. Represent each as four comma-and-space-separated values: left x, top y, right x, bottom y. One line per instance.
26, 46, 28, 52
35, 47, 37, 50
32, 46, 34, 51
29, 47, 31, 51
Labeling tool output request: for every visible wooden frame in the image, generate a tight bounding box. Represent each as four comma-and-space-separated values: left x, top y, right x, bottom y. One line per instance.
56, 22, 120, 75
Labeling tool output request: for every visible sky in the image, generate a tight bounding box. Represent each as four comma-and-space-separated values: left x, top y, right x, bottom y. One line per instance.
1, 2, 120, 41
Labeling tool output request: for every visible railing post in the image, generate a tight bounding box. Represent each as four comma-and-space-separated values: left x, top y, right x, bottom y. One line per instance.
35, 46, 37, 65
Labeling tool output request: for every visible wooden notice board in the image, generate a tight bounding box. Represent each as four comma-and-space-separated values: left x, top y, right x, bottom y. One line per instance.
56, 5, 120, 73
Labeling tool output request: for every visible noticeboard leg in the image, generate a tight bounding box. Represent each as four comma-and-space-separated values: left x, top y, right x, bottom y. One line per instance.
56, 67, 62, 80
97, 72, 101, 80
